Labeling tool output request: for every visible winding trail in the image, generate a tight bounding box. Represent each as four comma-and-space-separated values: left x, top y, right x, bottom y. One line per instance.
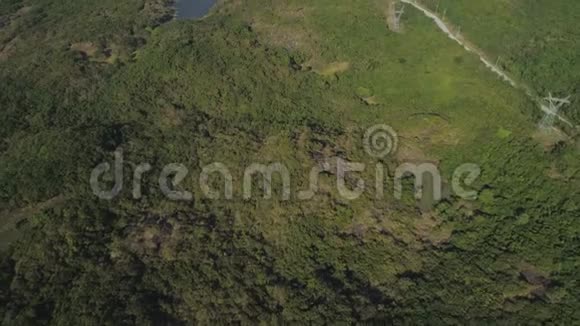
400, 0, 574, 127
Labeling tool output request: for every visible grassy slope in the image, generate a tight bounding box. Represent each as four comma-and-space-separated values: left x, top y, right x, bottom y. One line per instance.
417, 0, 580, 122
0, 0, 579, 324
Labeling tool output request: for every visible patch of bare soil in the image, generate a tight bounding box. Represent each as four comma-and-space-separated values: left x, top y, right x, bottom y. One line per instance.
396, 142, 438, 164
70, 42, 99, 57
15, 6, 33, 16
413, 213, 453, 246
312, 61, 351, 77
70, 41, 121, 64
246, 2, 319, 60
532, 128, 568, 152
160, 106, 184, 127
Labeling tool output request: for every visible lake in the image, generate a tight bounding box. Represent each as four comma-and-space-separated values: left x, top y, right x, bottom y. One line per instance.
175, 0, 217, 20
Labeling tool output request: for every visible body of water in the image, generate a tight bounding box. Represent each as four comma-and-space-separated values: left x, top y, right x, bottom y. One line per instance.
175, 0, 217, 20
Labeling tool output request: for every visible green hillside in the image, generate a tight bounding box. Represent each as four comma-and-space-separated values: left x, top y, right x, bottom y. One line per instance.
0, 0, 579, 324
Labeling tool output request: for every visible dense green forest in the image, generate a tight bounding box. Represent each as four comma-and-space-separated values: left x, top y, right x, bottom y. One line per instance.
0, 0, 579, 324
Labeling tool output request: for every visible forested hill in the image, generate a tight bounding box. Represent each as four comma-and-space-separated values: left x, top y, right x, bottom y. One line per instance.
0, 0, 579, 324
